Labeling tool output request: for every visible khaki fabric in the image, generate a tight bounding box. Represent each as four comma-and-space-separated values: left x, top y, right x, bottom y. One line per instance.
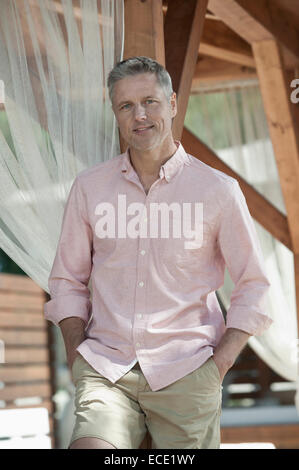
69, 354, 222, 449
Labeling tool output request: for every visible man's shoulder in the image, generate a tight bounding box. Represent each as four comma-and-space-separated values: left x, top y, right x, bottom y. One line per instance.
75, 153, 124, 183
185, 153, 237, 188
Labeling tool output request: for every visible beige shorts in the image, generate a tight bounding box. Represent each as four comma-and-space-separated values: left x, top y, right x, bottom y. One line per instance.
69, 354, 222, 449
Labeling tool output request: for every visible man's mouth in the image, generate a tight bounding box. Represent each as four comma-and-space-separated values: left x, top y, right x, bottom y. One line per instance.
133, 125, 154, 134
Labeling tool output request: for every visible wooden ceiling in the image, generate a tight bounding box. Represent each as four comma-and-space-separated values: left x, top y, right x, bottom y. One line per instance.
164, 0, 299, 92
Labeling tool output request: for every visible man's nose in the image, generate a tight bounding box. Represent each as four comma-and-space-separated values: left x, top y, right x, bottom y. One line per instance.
134, 104, 147, 120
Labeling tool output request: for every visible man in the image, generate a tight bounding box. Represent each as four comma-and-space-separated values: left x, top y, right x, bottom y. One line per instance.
44, 56, 272, 449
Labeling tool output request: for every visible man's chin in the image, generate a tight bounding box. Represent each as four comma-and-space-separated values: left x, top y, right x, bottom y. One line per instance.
128, 138, 159, 152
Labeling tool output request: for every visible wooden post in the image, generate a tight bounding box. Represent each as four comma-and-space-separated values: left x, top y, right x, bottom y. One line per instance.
119, 0, 165, 154
123, 0, 165, 65
164, 0, 208, 140
253, 40, 299, 348
122, 0, 165, 448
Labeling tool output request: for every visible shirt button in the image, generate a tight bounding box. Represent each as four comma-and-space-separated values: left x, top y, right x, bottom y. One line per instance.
138, 281, 144, 287
137, 314, 142, 319
136, 342, 141, 347
140, 250, 146, 255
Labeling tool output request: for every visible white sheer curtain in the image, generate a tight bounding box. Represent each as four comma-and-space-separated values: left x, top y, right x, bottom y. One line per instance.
0, 0, 124, 292
185, 86, 298, 391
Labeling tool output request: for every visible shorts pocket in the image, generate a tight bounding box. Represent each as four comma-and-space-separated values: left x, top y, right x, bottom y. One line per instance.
196, 357, 221, 395
71, 354, 84, 383
209, 357, 221, 384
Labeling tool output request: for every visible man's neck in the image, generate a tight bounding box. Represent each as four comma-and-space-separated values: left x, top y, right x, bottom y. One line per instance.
128, 139, 178, 181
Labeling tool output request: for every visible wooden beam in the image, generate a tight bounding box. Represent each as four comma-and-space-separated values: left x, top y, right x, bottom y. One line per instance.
208, 0, 299, 60
181, 127, 292, 250
252, 40, 299, 251
192, 55, 256, 89
281, 48, 299, 72
119, 0, 165, 154
164, 0, 208, 141
252, 39, 299, 339
200, 18, 255, 68
123, 0, 165, 65
199, 43, 254, 68
200, 8, 299, 70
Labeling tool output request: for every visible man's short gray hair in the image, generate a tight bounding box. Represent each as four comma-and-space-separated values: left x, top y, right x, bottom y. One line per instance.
107, 56, 173, 103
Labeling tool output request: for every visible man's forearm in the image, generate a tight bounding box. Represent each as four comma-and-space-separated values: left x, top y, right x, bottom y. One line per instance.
213, 327, 251, 381
59, 317, 86, 368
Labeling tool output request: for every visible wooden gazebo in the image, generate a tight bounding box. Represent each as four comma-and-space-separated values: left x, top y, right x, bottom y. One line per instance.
0, 0, 299, 449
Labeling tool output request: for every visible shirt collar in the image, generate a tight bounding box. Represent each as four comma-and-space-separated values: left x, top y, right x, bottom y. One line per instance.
121, 141, 191, 182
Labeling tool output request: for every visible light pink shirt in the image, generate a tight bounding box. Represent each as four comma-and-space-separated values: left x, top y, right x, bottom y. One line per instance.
44, 143, 272, 391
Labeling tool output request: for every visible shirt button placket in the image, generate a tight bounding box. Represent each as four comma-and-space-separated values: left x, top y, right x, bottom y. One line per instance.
133, 185, 158, 360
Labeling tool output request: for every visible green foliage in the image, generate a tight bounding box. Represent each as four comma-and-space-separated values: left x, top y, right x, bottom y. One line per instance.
185, 92, 231, 150
0, 248, 26, 275
185, 88, 268, 151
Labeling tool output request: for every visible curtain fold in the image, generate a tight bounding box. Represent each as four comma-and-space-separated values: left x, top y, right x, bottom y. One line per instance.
185, 86, 298, 391
0, 0, 124, 292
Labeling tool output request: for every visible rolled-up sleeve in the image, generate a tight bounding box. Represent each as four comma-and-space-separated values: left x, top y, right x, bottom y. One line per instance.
217, 179, 273, 336
44, 176, 93, 327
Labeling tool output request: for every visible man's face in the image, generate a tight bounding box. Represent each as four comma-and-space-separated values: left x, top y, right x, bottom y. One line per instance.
111, 73, 177, 152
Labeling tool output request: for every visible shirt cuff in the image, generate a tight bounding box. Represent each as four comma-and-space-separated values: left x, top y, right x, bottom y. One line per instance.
226, 305, 273, 337
44, 295, 91, 327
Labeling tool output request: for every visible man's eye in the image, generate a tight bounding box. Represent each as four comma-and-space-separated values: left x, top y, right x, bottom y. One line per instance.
145, 99, 154, 104
120, 103, 131, 110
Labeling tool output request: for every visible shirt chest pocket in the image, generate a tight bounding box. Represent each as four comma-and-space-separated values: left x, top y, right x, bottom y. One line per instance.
159, 221, 214, 273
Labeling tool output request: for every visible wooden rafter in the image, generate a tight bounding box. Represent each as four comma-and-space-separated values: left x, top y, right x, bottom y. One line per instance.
208, 0, 299, 60
164, 0, 208, 140
181, 127, 292, 250
200, 18, 255, 68
192, 55, 256, 91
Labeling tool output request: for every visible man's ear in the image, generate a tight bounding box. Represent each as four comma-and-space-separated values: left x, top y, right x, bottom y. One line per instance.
170, 92, 177, 118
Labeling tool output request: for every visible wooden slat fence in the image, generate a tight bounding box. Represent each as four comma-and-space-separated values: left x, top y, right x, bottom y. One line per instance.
0, 273, 55, 447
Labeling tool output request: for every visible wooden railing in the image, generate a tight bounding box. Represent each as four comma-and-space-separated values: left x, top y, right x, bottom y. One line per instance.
0, 273, 55, 447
